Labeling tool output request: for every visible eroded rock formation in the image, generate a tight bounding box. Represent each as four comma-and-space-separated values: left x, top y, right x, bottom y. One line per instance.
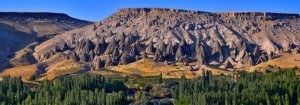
32, 8, 300, 70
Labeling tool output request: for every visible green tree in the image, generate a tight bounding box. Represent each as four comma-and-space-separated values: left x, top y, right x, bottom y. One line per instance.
158, 73, 163, 83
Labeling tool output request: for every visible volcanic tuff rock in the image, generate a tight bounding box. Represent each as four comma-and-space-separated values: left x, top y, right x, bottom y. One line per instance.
0, 12, 92, 67
33, 8, 300, 70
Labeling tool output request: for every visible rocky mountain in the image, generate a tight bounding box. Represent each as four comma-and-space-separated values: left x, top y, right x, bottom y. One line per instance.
19, 8, 300, 70
0, 12, 93, 66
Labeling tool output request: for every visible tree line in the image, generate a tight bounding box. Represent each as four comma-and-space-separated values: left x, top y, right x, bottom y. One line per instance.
0, 74, 127, 105
0, 68, 300, 105
171, 68, 300, 105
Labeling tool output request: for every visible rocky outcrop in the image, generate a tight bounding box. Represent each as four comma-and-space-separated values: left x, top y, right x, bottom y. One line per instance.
166, 43, 175, 59
92, 56, 104, 70
145, 41, 155, 54
222, 58, 234, 69
175, 45, 184, 62
32, 8, 300, 70
94, 37, 107, 55
153, 49, 165, 62
104, 39, 117, 55
196, 39, 206, 65
105, 59, 114, 67
293, 46, 300, 54
211, 41, 224, 62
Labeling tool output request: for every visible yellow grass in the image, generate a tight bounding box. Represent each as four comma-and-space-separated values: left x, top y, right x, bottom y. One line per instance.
89, 70, 123, 78
201, 66, 232, 75
107, 58, 232, 79
109, 58, 182, 77
45, 59, 85, 80
110, 58, 178, 73
249, 53, 300, 71
0, 64, 37, 82
10, 46, 35, 66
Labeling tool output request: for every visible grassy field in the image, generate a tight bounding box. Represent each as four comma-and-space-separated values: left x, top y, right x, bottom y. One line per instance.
0, 64, 37, 82
106, 58, 233, 79
249, 53, 300, 72
2, 53, 300, 83
41, 59, 86, 80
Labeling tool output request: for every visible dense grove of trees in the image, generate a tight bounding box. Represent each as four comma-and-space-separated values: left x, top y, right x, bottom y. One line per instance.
171, 68, 300, 105
0, 74, 127, 105
0, 68, 299, 105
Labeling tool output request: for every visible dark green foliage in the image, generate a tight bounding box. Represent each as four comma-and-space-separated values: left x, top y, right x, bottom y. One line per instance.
171, 69, 300, 105
0, 74, 127, 105
111, 80, 126, 92
159, 99, 174, 105
134, 90, 152, 105
1, 68, 300, 105
158, 73, 163, 83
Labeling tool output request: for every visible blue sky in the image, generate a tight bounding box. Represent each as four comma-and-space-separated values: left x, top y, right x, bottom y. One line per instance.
1, 0, 299, 21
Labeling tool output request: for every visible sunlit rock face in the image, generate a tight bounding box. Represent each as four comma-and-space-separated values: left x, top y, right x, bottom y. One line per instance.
33, 8, 300, 69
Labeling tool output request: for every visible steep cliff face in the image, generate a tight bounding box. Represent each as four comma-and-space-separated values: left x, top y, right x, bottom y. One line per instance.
29, 8, 300, 70
0, 12, 93, 66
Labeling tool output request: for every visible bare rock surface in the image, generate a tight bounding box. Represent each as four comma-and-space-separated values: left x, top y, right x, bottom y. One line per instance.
23, 8, 300, 69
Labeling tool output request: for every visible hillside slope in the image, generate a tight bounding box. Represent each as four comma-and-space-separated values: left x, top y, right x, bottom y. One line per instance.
0, 12, 93, 68
2, 8, 300, 79
34, 8, 300, 69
